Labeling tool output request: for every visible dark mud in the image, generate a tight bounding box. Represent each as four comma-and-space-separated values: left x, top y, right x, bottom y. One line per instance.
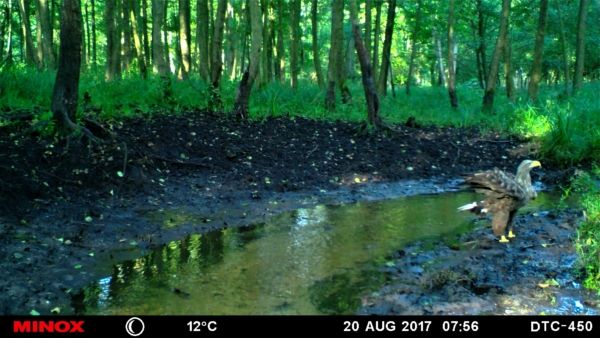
0, 113, 579, 314
359, 210, 600, 315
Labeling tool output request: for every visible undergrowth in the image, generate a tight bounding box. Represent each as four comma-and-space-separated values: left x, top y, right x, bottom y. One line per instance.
565, 168, 600, 293
0, 67, 599, 165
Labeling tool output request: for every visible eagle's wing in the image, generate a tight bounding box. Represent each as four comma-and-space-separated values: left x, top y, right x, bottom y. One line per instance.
465, 168, 524, 199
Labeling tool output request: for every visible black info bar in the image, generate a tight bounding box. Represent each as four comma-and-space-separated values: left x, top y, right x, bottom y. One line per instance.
1, 316, 598, 337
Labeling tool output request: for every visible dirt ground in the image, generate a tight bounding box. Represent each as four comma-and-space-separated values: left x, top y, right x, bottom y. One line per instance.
358, 210, 600, 315
0, 112, 580, 314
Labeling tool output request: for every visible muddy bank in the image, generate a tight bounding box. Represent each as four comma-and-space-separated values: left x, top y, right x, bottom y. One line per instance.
0, 113, 576, 314
358, 210, 600, 315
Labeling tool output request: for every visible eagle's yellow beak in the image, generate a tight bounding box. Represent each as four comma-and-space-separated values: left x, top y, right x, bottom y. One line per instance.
530, 160, 542, 168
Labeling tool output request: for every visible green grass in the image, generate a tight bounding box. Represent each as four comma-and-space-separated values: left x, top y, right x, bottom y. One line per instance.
566, 168, 600, 293
1, 67, 599, 166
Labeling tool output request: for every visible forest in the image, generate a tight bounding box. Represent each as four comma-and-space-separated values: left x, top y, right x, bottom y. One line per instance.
0, 0, 599, 317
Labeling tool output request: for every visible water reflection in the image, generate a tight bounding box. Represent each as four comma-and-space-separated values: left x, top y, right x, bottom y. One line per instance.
76, 192, 559, 315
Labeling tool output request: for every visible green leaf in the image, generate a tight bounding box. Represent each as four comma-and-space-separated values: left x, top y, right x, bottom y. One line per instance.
30, 309, 40, 316
116, 171, 124, 178
84, 216, 93, 222
74, 264, 83, 269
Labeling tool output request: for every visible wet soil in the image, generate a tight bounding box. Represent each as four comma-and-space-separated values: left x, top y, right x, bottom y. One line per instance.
359, 210, 600, 315
0, 113, 580, 314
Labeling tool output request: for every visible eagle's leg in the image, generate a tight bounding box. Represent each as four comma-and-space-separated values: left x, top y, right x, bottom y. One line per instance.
507, 210, 517, 239
499, 235, 510, 243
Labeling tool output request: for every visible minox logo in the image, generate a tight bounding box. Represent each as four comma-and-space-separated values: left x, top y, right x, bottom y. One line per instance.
13, 320, 85, 333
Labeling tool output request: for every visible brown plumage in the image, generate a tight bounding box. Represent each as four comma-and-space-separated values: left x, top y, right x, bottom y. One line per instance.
458, 160, 541, 242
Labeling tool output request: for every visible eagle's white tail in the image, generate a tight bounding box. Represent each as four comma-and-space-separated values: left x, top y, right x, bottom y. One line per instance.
457, 202, 477, 211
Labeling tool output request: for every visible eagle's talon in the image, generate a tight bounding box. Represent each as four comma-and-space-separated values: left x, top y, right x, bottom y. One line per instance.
499, 235, 510, 243
508, 230, 516, 238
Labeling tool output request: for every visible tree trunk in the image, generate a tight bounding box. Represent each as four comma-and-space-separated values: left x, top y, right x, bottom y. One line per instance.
141, 0, 150, 67
406, 0, 422, 96
0, 1, 7, 61
91, 0, 97, 66
364, 0, 371, 58
152, 0, 169, 75
196, 0, 209, 81
84, 0, 91, 65
273, 0, 284, 83
162, 1, 169, 70
208, 0, 227, 111
434, 31, 446, 87
372, 0, 382, 82
556, 0, 570, 96
349, 0, 382, 128
52, 0, 82, 133
4, 0, 13, 64
572, 0, 588, 94
17, 0, 36, 66
36, 0, 55, 68
122, 0, 133, 72
178, 0, 191, 79
447, 0, 458, 108
290, 0, 301, 89
482, 0, 510, 113
104, 0, 121, 80
311, 0, 324, 88
234, 0, 262, 119
377, 0, 396, 96
325, 0, 344, 110
504, 30, 515, 101
131, 0, 147, 78
475, 0, 487, 89
527, 0, 548, 101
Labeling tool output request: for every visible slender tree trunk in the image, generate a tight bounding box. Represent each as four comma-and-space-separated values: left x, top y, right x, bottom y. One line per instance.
91, 0, 96, 66
131, 0, 147, 78
4, 0, 12, 64
290, 0, 301, 89
482, 0, 510, 113
84, 0, 91, 65
372, 0, 382, 82
527, 0, 548, 101
447, 0, 458, 108
364, 0, 371, 58
325, 0, 344, 110
52, 0, 82, 133
162, 0, 169, 70
36, 0, 55, 68
141, 0, 150, 66
262, 2, 274, 84
234, 0, 262, 118
349, 0, 382, 128
504, 30, 515, 101
208, 0, 227, 111
122, 0, 133, 72
377, 0, 396, 96
104, 0, 121, 80
311, 0, 324, 88
434, 31, 446, 87
572, 0, 589, 94
178, 0, 191, 79
274, 0, 285, 83
406, 0, 422, 96
476, 0, 487, 89
556, 0, 570, 96
17, 0, 36, 66
196, 0, 209, 81
152, 0, 169, 75
0, 2, 6, 61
